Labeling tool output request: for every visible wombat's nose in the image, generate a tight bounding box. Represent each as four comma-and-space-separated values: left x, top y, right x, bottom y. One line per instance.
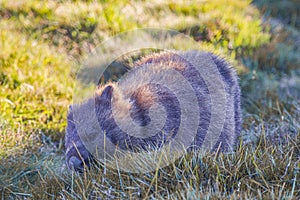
66, 145, 92, 172
68, 156, 85, 172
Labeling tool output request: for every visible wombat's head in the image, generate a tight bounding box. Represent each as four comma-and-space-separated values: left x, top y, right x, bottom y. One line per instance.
65, 105, 94, 172
65, 85, 115, 172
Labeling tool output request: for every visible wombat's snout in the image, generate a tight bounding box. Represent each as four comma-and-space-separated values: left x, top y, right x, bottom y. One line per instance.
68, 156, 85, 171
66, 146, 92, 172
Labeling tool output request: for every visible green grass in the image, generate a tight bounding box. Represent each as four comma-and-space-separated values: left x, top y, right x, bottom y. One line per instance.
0, 0, 299, 199
0, 21, 74, 156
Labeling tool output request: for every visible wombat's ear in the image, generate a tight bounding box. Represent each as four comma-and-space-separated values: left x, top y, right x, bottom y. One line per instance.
67, 105, 74, 121
68, 105, 73, 112
100, 85, 113, 100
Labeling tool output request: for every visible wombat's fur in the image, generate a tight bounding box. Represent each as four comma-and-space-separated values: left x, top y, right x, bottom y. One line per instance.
65, 50, 242, 172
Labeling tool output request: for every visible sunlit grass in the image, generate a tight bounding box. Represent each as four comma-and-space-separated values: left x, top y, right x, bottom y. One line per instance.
0, 20, 73, 155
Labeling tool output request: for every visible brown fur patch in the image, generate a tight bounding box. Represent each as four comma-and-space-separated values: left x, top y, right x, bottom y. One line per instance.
135, 51, 187, 71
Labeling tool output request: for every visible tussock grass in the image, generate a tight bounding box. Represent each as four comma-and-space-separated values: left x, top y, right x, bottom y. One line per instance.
1, 132, 299, 199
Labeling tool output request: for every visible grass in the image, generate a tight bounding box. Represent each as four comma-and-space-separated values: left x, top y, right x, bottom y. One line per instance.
0, 0, 299, 199
1, 133, 299, 199
0, 21, 73, 156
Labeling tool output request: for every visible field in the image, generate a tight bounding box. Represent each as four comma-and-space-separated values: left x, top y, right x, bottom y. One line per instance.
0, 0, 299, 199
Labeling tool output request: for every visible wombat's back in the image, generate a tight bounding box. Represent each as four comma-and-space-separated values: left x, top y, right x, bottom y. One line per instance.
94, 51, 241, 151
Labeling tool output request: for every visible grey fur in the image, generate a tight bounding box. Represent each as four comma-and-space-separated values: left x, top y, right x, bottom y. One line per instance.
65, 50, 242, 172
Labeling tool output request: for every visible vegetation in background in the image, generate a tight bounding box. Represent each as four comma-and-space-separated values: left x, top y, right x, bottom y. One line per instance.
0, 0, 271, 155
253, 0, 300, 28
0, 0, 299, 199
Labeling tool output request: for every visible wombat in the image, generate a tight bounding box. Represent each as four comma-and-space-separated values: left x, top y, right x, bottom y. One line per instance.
65, 50, 242, 172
